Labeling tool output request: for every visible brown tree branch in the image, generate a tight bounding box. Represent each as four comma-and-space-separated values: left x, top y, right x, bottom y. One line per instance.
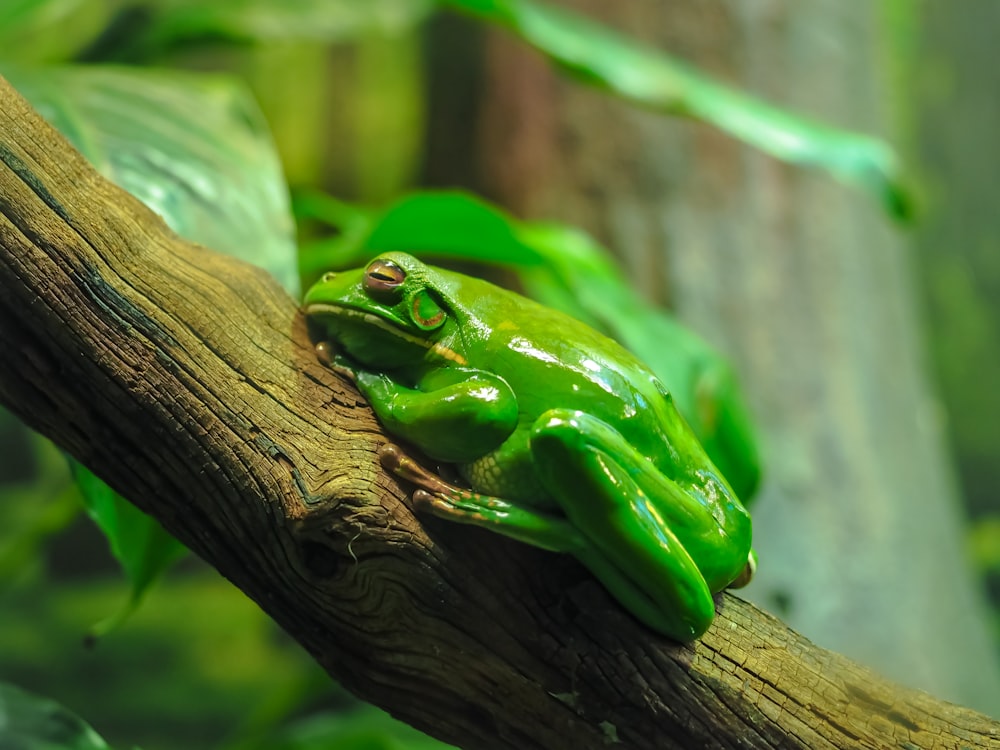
0, 75, 995, 750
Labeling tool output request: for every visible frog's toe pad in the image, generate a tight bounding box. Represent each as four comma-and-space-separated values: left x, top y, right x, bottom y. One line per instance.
314, 340, 335, 366
727, 551, 757, 589
412, 489, 445, 511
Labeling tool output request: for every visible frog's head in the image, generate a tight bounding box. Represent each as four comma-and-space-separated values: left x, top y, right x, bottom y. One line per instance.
304, 252, 465, 370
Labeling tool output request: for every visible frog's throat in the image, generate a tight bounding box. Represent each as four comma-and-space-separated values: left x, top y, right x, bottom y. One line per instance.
306, 303, 467, 365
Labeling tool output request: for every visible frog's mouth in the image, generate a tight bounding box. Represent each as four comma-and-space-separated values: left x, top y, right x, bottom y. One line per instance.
305, 302, 467, 365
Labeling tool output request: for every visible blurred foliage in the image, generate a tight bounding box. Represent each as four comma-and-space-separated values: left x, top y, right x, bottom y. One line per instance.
0, 682, 112, 750
1, 564, 357, 750
0, 0, 920, 747
71, 463, 187, 639
92, 0, 436, 58
0, 0, 110, 64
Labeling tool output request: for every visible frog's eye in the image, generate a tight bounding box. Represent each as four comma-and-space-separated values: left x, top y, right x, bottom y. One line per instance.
364, 259, 406, 301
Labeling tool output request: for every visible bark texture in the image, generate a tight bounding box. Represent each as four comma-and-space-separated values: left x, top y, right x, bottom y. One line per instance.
476, 0, 1000, 713
0, 76, 998, 749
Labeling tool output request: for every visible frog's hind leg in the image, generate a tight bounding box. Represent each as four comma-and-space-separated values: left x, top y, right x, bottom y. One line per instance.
530, 410, 717, 641
379, 443, 585, 554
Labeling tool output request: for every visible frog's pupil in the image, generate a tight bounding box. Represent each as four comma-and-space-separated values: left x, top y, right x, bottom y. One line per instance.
366, 260, 406, 287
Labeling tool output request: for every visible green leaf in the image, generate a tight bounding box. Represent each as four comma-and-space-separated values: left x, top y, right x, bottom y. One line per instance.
70, 461, 187, 636
444, 0, 910, 218
0, 0, 110, 64
301, 190, 761, 500
0, 681, 113, 750
4, 64, 300, 295
296, 189, 543, 276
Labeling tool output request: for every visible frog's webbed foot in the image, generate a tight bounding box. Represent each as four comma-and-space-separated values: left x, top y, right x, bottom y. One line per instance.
378, 443, 583, 554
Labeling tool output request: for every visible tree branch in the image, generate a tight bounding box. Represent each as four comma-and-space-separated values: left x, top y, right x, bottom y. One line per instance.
0, 74, 995, 750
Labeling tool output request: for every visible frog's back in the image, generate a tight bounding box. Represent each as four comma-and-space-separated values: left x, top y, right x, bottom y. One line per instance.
449, 277, 676, 475
471, 285, 665, 420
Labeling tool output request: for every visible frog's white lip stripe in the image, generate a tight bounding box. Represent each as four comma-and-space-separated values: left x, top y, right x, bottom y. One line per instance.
306, 302, 467, 365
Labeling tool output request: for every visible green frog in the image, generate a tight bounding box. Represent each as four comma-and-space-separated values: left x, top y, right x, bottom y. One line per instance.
304, 251, 755, 641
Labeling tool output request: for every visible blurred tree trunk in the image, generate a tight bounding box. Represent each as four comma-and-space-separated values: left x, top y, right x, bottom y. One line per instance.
459, 0, 1000, 713
907, 2, 1000, 583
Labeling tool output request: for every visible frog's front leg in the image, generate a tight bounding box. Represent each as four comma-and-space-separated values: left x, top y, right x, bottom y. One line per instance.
351, 366, 518, 464
530, 409, 751, 641
379, 444, 586, 554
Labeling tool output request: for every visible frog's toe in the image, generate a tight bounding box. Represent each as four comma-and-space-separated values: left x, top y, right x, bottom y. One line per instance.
412, 489, 454, 514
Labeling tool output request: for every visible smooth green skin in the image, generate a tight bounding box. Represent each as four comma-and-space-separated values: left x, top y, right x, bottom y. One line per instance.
304, 252, 754, 641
